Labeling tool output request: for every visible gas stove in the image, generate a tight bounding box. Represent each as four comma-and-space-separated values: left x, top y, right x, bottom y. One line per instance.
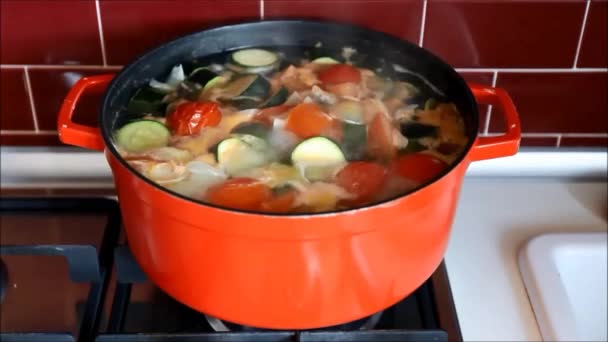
0, 197, 461, 342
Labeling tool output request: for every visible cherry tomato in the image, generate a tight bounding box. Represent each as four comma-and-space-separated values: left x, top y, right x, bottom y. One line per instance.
285, 103, 333, 138
336, 162, 388, 204
260, 190, 296, 213
166, 101, 221, 135
368, 112, 396, 160
318, 64, 362, 84
205, 178, 272, 211
391, 153, 447, 184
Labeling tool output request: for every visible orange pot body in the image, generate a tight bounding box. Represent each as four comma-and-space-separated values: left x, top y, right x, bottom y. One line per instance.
57, 25, 521, 328
108, 151, 469, 329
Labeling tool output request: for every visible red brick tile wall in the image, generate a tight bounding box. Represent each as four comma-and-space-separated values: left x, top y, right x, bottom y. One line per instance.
1, 0, 606, 148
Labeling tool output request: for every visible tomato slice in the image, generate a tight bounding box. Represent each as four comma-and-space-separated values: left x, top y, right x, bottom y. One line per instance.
391, 153, 447, 184
336, 162, 388, 204
318, 64, 362, 84
367, 112, 396, 160
253, 104, 293, 126
260, 190, 296, 213
166, 101, 221, 135
205, 178, 272, 211
285, 103, 333, 138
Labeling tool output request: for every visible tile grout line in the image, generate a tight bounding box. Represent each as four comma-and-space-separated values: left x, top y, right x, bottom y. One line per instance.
1, 130, 57, 135
573, 0, 591, 69
95, 0, 108, 66
455, 67, 608, 73
259, 0, 264, 20
483, 71, 498, 134
2, 130, 605, 137
1, 64, 123, 70
417, 0, 428, 47
22, 67, 39, 132
2, 65, 606, 73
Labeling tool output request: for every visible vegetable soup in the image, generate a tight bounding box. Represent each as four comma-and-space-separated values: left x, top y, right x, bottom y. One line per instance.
114, 46, 468, 213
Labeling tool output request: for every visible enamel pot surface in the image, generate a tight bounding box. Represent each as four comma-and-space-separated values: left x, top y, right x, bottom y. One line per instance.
57, 21, 521, 329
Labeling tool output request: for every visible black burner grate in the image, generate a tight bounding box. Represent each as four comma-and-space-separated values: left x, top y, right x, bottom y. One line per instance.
0, 198, 122, 342
0, 197, 461, 342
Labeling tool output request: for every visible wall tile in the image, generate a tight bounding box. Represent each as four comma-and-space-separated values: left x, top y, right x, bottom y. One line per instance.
424, 1, 586, 68
578, 0, 608, 67
0, 134, 61, 146
100, 0, 259, 65
28, 68, 111, 131
265, 0, 422, 43
492, 72, 608, 134
520, 137, 559, 147
458, 72, 494, 133
0, 69, 35, 130
0, 0, 102, 65
560, 136, 608, 147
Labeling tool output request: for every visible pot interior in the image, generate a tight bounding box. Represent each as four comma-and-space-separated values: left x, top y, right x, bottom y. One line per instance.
100, 20, 479, 212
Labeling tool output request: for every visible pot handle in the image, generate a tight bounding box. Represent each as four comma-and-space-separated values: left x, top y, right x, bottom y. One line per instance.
57, 74, 115, 151
467, 83, 522, 161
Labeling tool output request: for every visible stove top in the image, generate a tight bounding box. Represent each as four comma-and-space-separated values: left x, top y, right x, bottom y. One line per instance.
0, 197, 461, 342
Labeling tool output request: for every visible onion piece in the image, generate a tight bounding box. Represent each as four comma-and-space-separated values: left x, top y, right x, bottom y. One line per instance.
166, 161, 227, 198
146, 162, 189, 185
148, 64, 185, 93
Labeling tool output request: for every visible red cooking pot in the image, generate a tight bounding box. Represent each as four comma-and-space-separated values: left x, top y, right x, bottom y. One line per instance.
57, 21, 520, 329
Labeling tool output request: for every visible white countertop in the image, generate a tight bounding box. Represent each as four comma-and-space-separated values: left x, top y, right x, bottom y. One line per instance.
448, 178, 607, 341
1, 147, 607, 340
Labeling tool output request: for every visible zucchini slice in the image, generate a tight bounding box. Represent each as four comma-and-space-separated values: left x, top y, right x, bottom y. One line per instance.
311, 57, 340, 64
216, 134, 273, 175
399, 122, 439, 138
176, 81, 203, 101
291, 136, 346, 181
230, 121, 270, 139
260, 86, 289, 108
187, 68, 217, 86
229, 96, 261, 110
308, 47, 345, 63
219, 74, 271, 100
341, 123, 367, 161
330, 100, 365, 124
127, 87, 167, 115
228, 49, 280, 74
115, 120, 170, 153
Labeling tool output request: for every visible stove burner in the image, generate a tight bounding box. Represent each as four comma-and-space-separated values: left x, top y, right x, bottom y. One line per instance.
0, 258, 8, 303
204, 311, 383, 332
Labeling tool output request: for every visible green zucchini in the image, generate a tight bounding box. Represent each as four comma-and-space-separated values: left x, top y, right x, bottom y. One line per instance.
308, 47, 345, 63
425, 98, 438, 110
291, 136, 346, 181
230, 121, 270, 139
228, 49, 280, 74
127, 87, 167, 115
312, 57, 340, 64
220, 75, 271, 100
115, 120, 170, 153
330, 100, 365, 124
341, 123, 367, 161
186, 67, 227, 92
176, 81, 202, 101
203, 75, 227, 92
216, 134, 273, 175
260, 86, 289, 108
228, 97, 261, 110
399, 122, 438, 138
